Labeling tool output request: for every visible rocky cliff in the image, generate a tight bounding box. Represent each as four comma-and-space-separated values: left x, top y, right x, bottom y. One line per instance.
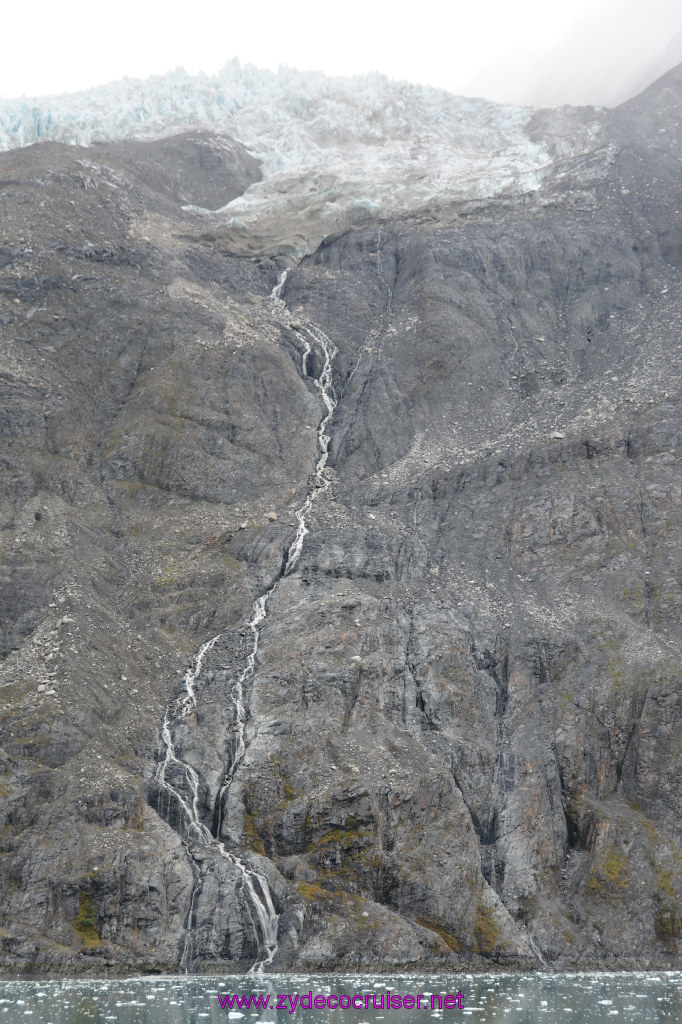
0, 64, 681, 973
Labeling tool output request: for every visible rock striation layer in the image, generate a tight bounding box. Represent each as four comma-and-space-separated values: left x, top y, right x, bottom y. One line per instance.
0, 64, 681, 972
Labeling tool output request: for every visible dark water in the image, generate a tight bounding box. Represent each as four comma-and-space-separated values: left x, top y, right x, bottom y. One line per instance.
0, 972, 680, 1023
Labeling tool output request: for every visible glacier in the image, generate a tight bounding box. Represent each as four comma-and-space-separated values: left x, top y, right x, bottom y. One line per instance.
0, 61, 606, 256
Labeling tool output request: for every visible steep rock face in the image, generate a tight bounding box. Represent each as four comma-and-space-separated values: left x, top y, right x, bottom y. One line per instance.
1, 65, 682, 971
95, 131, 261, 211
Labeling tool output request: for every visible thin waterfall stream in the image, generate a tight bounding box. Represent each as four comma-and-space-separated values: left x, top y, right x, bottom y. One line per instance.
151, 269, 337, 973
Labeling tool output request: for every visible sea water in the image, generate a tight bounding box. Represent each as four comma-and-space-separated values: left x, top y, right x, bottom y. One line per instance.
0, 972, 680, 1023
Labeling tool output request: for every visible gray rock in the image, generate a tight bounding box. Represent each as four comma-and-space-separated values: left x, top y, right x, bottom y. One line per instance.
1, 63, 682, 974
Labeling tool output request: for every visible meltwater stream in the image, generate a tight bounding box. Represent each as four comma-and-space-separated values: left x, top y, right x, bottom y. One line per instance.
152, 270, 337, 973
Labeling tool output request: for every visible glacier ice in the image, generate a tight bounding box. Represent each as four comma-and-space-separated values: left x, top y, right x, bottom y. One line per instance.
0, 62, 605, 255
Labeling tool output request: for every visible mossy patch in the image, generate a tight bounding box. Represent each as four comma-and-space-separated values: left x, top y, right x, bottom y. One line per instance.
72, 891, 99, 948
297, 881, 336, 903
307, 820, 364, 851
244, 809, 266, 856
586, 842, 629, 900
128, 794, 145, 832
416, 914, 462, 952
653, 866, 682, 951
281, 777, 299, 803
473, 903, 501, 955
654, 905, 682, 950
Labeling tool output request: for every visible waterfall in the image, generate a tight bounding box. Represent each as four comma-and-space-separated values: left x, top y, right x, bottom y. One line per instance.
154, 634, 220, 844
151, 267, 338, 973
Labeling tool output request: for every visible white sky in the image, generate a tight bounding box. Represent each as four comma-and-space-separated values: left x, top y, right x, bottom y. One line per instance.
3, 0, 682, 107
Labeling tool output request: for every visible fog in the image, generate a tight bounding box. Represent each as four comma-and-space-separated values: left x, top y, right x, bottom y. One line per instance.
463, 0, 682, 107
3, 0, 682, 107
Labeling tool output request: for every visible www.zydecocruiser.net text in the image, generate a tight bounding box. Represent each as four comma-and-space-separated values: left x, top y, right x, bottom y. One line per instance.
218, 990, 465, 1012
